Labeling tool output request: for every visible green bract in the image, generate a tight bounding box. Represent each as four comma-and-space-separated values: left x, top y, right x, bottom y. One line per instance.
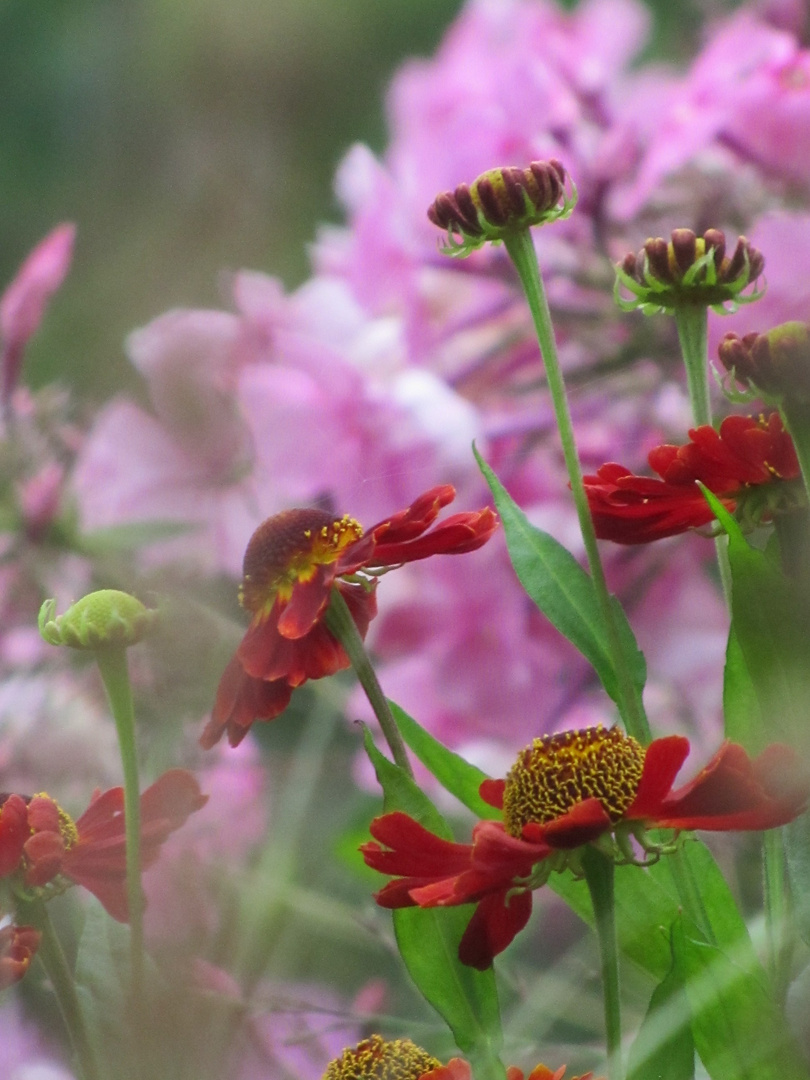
38, 590, 157, 649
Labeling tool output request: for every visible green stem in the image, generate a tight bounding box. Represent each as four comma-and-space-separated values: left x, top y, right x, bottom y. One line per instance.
673, 304, 732, 607
781, 400, 810, 513
504, 230, 650, 745
94, 645, 144, 997
324, 587, 414, 778
20, 899, 102, 1080
763, 829, 791, 1003
581, 846, 622, 1080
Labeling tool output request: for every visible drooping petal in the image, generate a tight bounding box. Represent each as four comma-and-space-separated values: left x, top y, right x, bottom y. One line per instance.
650, 741, 808, 831
458, 887, 533, 970
202, 654, 294, 749
0, 795, 31, 877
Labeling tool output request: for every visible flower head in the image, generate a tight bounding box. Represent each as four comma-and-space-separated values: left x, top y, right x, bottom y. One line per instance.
38, 590, 158, 650
321, 1036, 597, 1080
718, 322, 810, 404
362, 727, 808, 968
203, 486, 497, 749
427, 160, 576, 255
583, 412, 802, 543
0, 770, 207, 920
615, 229, 764, 314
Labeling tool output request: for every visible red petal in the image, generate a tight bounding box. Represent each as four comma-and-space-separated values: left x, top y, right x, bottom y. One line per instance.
479, 778, 505, 809
276, 565, 334, 639
539, 798, 612, 849
651, 741, 809, 831
0, 795, 32, 877
458, 887, 533, 969
363, 812, 473, 876
624, 736, 690, 820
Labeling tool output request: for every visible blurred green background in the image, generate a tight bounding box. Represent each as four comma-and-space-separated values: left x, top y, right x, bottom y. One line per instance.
1, 0, 740, 403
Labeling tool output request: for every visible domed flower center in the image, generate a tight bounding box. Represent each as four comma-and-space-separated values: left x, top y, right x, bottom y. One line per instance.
322, 1035, 441, 1080
502, 726, 646, 838
239, 508, 364, 614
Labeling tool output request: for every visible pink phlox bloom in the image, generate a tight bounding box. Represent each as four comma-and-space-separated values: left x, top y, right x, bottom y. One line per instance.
0, 223, 75, 404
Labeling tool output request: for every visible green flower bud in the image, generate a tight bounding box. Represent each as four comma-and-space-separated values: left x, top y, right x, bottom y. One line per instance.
615, 228, 765, 314
38, 590, 157, 649
427, 159, 576, 256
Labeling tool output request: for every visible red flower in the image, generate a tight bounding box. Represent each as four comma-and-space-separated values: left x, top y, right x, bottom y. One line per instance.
0, 924, 41, 989
203, 486, 497, 749
321, 1034, 598, 1080
583, 412, 801, 543
361, 726, 808, 969
0, 770, 207, 921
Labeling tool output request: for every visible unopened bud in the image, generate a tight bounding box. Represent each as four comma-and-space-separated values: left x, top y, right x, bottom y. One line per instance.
718, 322, 810, 404
427, 159, 576, 255
615, 228, 764, 314
38, 589, 157, 649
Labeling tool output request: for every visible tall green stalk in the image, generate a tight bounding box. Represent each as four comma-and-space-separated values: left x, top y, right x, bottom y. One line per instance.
324, 587, 414, 778
581, 846, 622, 1080
94, 645, 144, 998
503, 229, 650, 746
673, 304, 732, 606
18, 898, 102, 1080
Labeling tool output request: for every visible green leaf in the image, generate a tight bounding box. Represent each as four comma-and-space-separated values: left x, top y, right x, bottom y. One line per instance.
388, 699, 499, 820
672, 916, 809, 1080
626, 929, 694, 1080
476, 447, 646, 726
701, 486, 810, 744
362, 728, 504, 1064
722, 625, 764, 751
551, 842, 759, 984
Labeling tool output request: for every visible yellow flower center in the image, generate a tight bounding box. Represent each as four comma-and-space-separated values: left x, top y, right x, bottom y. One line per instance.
322, 1036, 441, 1080
239, 508, 364, 614
502, 726, 646, 838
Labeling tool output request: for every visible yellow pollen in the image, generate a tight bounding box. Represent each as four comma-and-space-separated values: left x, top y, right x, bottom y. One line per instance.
501, 726, 646, 838
322, 1036, 441, 1080
239, 508, 364, 614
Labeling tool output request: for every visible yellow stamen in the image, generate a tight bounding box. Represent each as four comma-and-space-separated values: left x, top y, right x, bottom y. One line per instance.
239, 508, 363, 614
502, 725, 645, 837
322, 1036, 441, 1080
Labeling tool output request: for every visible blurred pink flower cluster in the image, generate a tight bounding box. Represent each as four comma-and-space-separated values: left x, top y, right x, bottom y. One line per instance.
70, 0, 810, 762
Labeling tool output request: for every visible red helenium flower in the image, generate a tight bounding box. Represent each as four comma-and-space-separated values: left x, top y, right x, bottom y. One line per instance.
320, 1034, 598, 1080
361, 726, 808, 969
0, 769, 207, 921
203, 485, 497, 749
583, 412, 801, 543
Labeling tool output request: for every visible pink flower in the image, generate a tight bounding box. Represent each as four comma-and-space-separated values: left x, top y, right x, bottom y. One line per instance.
0, 224, 75, 405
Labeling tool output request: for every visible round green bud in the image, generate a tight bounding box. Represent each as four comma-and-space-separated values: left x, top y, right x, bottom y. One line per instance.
38, 590, 157, 650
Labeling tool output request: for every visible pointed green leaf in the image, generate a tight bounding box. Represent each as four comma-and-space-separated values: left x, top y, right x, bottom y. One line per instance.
362, 728, 504, 1064
672, 916, 809, 1080
626, 930, 694, 1080
388, 699, 499, 820
476, 448, 646, 725
722, 624, 764, 751
700, 486, 810, 744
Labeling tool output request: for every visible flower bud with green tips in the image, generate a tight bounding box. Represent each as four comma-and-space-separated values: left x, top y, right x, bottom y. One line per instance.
615, 228, 764, 315
719, 322, 810, 405
38, 589, 157, 650
427, 159, 576, 256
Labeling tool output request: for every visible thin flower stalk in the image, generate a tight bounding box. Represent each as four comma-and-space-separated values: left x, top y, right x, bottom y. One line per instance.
503, 229, 649, 746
